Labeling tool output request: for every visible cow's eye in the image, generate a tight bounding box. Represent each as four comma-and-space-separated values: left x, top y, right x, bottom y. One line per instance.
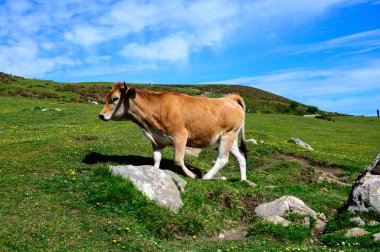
112, 97, 119, 103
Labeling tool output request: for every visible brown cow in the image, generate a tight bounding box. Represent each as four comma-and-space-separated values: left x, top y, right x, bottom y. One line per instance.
99, 82, 247, 180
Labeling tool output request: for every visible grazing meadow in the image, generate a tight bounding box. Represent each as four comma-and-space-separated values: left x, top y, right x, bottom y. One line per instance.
1, 77, 380, 251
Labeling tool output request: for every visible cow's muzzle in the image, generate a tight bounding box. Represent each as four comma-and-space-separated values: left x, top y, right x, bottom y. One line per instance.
99, 114, 108, 121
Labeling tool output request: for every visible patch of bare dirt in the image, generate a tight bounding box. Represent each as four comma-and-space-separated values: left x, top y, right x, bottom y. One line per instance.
278, 152, 345, 175
278, 152, 350, 186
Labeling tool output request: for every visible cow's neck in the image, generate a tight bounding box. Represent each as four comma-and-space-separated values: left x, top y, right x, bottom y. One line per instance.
127, 90, 164, 133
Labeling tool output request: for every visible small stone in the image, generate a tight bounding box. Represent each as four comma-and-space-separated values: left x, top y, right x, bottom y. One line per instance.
218, 233, 225, 239
373, 233, 380, 241
246, 180, 257, 187
320, 188, 328, 193
259, 140, 264, 144
368, 220, 380, 226
289, 137, 313, 151
350, 216, 365, 227
264, 215, 290, 227
345, 227, 369, 237
247, 139, 257, 144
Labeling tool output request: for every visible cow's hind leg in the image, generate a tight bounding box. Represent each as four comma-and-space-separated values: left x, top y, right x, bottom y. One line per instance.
203, 132, 235, 180
152, 145, 163, 169
230, 138, 247, 181
173, 136, 196, 179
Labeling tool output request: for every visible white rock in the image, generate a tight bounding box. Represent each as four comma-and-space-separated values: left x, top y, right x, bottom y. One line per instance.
350, 216, 366, 226
264, 215, 290, 226
348, 153, 380, 215
373, 232, 380, 241
255, 196, 317, 219
368, 220, 380, 226
110, 165, 186, 212
246, 180, 257, 187
345, 227, 369, 237
247, 139, 257, 144
289, 137, 314, 151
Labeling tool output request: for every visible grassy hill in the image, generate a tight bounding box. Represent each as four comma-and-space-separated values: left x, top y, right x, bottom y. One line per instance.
0, 72, 327, 115
0, 73, 379, 251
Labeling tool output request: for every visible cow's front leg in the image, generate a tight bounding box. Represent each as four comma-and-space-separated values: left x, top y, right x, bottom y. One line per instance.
152, 145, 163, 169
173, 136, 196, 179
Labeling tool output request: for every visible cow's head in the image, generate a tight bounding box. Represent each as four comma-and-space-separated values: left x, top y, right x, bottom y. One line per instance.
99, 81, 135, 121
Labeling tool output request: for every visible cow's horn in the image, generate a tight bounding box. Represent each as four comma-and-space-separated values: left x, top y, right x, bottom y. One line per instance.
123, 81, 127, 90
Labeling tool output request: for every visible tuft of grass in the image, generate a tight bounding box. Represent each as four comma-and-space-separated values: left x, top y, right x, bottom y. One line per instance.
247, 220, 312, 244
320, 230, 380, 249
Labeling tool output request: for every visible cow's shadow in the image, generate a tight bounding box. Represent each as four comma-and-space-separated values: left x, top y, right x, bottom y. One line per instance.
82, 152, 203, 178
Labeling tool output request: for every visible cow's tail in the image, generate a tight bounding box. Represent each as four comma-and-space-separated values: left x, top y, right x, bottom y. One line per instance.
234, 95, 248, 158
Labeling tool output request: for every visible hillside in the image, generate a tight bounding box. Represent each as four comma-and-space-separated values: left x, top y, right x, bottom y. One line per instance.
0, 72, 323, 115
1, 72, 379, 251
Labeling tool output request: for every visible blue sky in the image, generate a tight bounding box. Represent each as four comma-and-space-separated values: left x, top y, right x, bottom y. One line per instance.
1, 0, 380, 115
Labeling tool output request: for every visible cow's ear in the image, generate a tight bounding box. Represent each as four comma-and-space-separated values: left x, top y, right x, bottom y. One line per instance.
126, 88, 136, 99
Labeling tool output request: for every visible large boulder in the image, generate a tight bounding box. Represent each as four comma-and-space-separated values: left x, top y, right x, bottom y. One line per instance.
255, 196, 317, 219
348, 154, 380, 214
110, 165, 186, 212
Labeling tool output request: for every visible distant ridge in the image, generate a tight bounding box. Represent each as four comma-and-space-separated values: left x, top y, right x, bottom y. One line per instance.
0, 72, 329, 115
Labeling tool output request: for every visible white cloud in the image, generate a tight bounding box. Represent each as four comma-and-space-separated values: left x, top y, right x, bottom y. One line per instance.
120, 34, 190, 62
0, 40, 79, 77
64, 25, 107, 46
0, 0, 375, 77
277, 29, 380, 55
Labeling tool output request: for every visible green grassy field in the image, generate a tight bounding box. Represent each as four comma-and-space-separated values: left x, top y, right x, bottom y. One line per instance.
1, 86, 380, 251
